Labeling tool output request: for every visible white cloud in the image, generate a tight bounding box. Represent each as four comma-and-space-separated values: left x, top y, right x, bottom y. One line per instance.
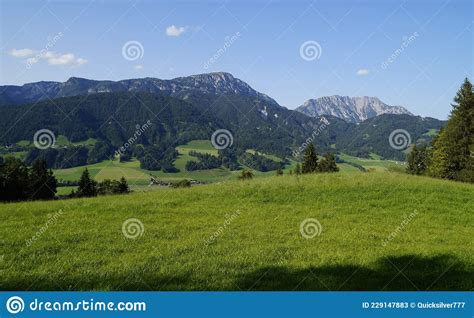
9, 48, 87, 67
166, 25, 186, 37
134, 65, 144, 70
9, 48, 36, 58
47, 53, 87, 66
26, 57, 39, 65
356, 68, 370, 76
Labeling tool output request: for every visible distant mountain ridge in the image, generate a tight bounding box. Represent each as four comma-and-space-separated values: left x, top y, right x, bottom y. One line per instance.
296, 95, 413, 123
0, 72, 278, 107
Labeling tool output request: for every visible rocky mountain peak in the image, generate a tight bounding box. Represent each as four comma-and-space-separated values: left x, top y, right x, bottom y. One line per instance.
296, 95, 413, 123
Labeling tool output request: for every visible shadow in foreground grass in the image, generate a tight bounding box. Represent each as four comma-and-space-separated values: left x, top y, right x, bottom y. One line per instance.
234, 255, 473, 291
2, 254, 471, 290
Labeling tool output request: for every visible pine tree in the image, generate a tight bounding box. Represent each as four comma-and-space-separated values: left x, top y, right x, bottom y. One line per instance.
429, 78, 473, 182
118, 177, 130, 193
302, 143, 318, 174
77, 168, 98, 197
29, 159, 57, 200
318, 153, 339, 172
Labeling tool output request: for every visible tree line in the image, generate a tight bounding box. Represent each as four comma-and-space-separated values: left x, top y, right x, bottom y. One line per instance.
0, 157, 130, 202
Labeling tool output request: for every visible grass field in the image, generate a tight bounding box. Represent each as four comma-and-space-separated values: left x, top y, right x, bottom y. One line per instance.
339, 153, 402, 172
0, 172, 472, 291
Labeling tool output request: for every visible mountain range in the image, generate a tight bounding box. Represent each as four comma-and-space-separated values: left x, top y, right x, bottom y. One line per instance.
0, 72, 279, 107
0, 72, 445, 169
296, 95, 413, 123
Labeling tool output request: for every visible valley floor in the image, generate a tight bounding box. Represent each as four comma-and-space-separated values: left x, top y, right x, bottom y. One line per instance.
0, 172, 472, 290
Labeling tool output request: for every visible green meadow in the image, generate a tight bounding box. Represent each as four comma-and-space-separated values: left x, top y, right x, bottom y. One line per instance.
0, 172, 472, 291
51, 140, 394, 195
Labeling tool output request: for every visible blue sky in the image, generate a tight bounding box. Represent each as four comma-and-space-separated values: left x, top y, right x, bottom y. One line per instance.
0, 0, 472, 119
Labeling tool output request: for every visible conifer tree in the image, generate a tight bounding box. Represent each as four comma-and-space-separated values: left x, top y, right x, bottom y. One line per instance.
429, 78, 473, 182
30, 159, 57, 200
118, 177, 130, 193
302, 143, 318, 174
77, 168, 98, 197
318, 153, 339, 172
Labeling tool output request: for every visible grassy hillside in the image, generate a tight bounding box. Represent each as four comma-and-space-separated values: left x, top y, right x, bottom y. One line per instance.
0, 172, 472, 291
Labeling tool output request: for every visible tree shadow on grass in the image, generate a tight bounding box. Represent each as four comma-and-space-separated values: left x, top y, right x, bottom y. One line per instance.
234, 254, 473, 291
1, 272, 197, 291
2, 254, 471, 290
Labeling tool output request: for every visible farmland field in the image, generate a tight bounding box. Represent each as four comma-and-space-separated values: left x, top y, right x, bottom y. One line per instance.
0, 172, 472, 291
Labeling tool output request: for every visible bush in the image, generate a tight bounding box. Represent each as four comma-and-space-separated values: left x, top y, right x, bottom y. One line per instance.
238, 169, 254, 180
171, 179, 191, 188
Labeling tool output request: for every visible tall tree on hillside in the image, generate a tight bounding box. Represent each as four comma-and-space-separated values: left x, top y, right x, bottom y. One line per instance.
407, 145, 430, 175
77, 168, 98, 197
429, 78, 473, 182
29, 159, 57, 200
318, 153, 339, 173
302, 143, 318, 173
